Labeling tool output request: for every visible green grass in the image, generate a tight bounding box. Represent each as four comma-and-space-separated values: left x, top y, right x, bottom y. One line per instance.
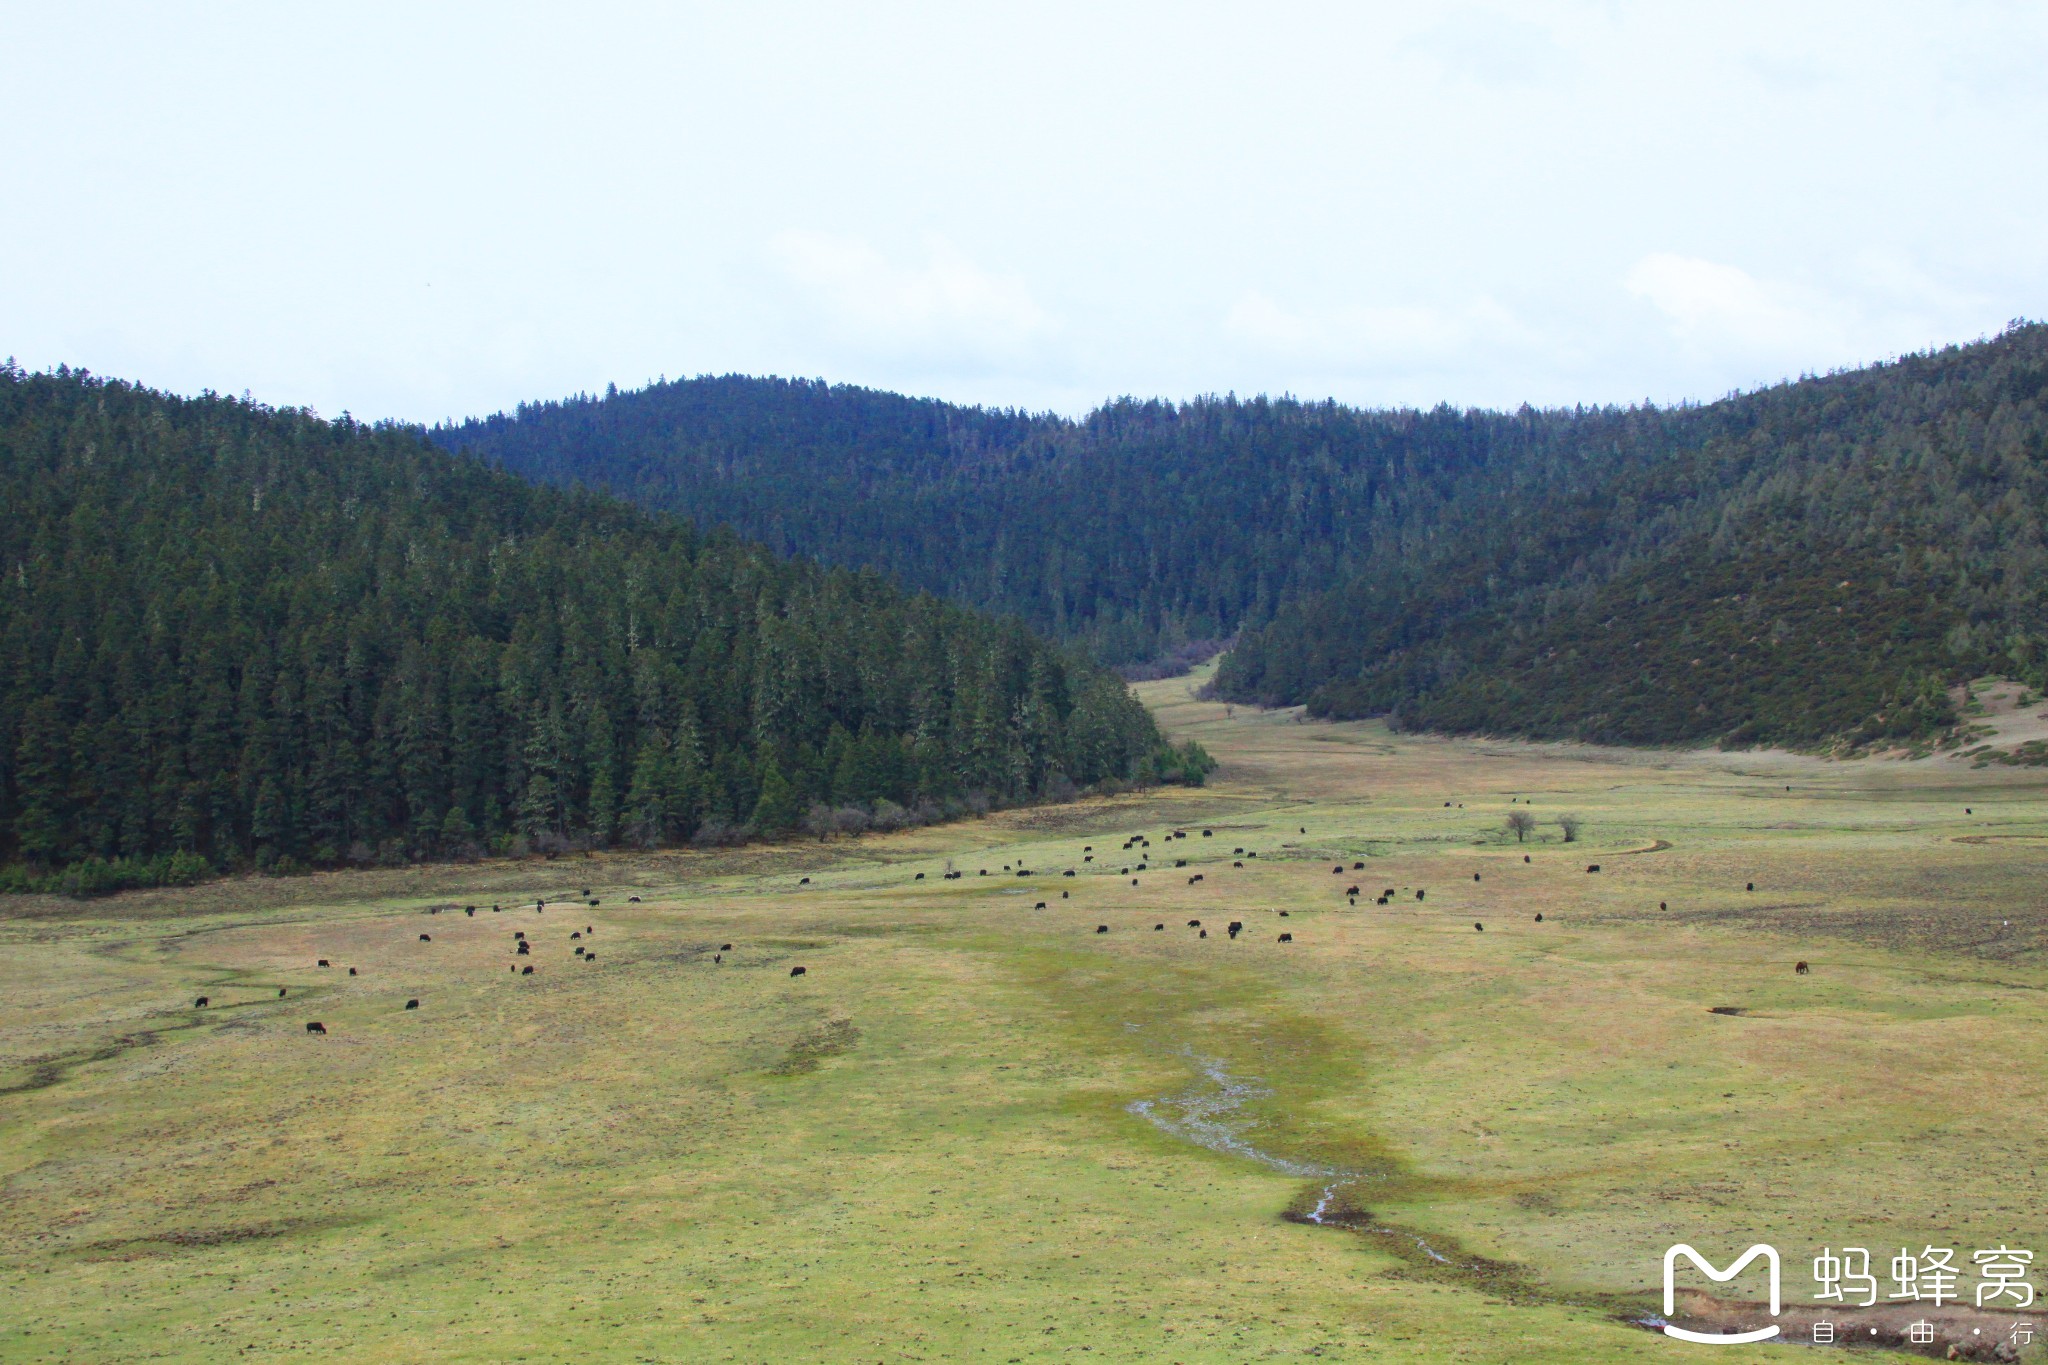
4, 666, 2047, 1361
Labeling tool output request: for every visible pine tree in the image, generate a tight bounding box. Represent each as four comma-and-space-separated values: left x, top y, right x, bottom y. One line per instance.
11, 698, 70, 867
751, 759, 800, 834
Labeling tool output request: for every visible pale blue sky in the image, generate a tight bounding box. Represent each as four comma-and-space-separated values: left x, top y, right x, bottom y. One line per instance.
3, 2, 2044, 421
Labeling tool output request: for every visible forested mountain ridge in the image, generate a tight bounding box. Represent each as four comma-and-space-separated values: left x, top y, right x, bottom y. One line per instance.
440, 323, 2048, 749
435, 377, 1559, 667
0, 365, 1186, 888
1221, 322, 2048, 745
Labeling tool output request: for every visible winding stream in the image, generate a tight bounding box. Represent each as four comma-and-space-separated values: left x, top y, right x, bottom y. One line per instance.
1127, 1051, 1451, 1264
1126, 1053, 1338, 1179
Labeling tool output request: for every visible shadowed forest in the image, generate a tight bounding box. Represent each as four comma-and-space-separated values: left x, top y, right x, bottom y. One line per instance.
0, 367, 1204, 885
440, 323, 2048, 747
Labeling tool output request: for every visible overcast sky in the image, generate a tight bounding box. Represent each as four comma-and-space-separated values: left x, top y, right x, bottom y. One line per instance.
3, 2, 2044, 422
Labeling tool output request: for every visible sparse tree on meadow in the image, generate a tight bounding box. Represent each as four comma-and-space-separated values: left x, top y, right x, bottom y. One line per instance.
1505, 810, 1536, 843
1557, 813, 1582, 843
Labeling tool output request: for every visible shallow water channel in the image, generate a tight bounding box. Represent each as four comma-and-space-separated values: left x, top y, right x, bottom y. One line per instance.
1126, 1050, 1449, 1261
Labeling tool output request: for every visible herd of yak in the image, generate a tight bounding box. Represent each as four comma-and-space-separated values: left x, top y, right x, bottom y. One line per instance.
191, 822, 1806, 1037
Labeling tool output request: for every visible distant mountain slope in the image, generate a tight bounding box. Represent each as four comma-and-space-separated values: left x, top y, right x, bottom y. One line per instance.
439, 325, 2048, 750
1220, 324, 2048, 745
435, 378, 1562, 667
0, 365, 1176, 884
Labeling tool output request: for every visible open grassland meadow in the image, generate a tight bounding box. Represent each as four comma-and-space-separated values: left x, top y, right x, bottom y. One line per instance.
13, 9, 2048, 1360
1, 664, 2043, 1363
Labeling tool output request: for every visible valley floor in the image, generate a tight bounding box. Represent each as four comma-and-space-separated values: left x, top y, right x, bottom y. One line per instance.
3, 667, 2045, 1362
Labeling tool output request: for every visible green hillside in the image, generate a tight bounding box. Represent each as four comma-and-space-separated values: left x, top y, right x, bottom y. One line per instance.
437, 325, 2048, 749
0, 365, 1184, 887
434, 377, 1550, 668
1222, 324, 2048, 746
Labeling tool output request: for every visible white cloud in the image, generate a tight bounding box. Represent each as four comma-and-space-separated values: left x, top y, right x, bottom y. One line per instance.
768, 231, 1052, 362
1226, 290, 1534, 365
1206, 289, 1593, 409
1399, 7, 1575, 88
1845, 248, 1988, 322
1625, 253, 1842, 356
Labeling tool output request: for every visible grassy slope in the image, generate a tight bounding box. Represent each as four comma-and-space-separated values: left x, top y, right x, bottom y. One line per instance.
6, 668, 2048, 1361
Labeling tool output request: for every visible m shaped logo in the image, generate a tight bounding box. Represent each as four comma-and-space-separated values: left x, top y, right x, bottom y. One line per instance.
1662, 1243, 1782, 1344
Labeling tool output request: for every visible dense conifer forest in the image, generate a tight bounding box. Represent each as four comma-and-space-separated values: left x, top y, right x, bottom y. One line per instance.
11, 322, 2041, 889
0, 365, 1191, 888
434, 377, 1448, 668
440, 324, 2048, 748
1223, 324, 2048, 744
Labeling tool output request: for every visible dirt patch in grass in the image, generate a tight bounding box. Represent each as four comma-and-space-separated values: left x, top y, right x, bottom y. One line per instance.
806, 922, 943, 939
0, 1023, 204, 1097
66, 1219, 331, 1260
1280, 1183, 1584, 1310
1606, 898, 2047, 962
768, 1018, 861, 1075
